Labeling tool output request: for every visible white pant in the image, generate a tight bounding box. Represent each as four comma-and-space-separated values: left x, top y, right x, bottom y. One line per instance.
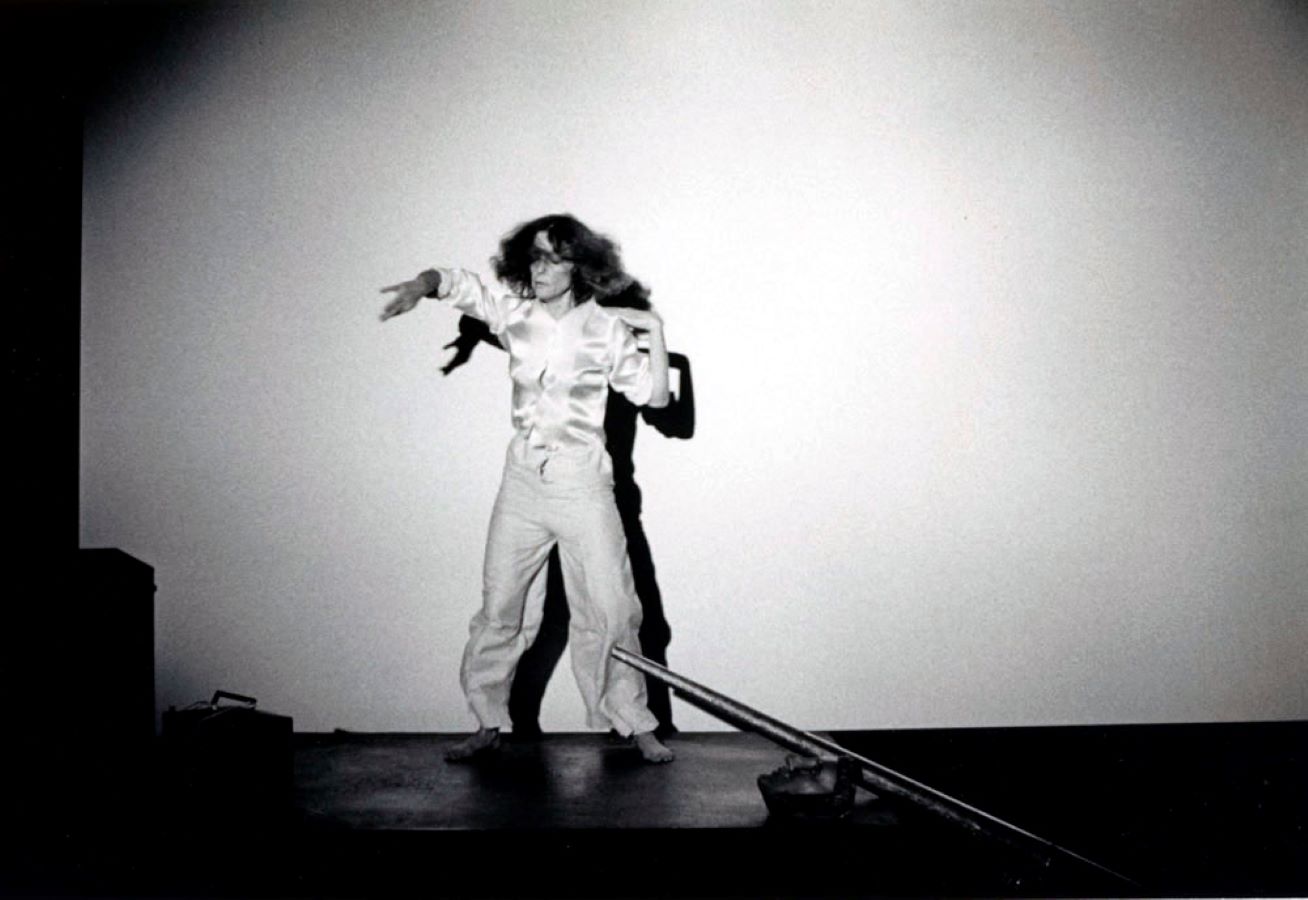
458, 444, 659, 736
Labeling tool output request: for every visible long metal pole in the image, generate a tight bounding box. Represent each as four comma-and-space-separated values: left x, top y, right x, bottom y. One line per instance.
613, 646, 1136, 888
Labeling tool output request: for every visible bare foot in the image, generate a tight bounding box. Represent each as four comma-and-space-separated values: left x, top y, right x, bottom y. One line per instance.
634, 730, 674, 763
444, 727, 500, 762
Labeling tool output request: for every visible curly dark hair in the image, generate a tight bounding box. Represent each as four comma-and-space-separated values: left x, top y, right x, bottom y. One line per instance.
492, 214, 651, 310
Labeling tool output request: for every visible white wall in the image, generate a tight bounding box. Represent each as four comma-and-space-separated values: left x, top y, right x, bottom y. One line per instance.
81, 0, 1308, 733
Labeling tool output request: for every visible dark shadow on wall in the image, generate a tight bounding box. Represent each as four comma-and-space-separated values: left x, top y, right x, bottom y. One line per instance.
441, 316, 694, 738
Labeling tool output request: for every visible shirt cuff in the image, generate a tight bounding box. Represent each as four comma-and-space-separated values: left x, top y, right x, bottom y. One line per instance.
418, 268, 443, 298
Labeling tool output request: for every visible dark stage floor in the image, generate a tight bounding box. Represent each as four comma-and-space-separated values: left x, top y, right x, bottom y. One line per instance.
296, 730, 875, 830
3, 722, 1305, 898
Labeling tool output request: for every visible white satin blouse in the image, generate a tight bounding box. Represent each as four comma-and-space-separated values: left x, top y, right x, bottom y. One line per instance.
434, 268, 653, 461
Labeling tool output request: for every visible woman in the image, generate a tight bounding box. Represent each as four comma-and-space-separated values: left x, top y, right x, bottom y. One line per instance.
379, 214, 674, 763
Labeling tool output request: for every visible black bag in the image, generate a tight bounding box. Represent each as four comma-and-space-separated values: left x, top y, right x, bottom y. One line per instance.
161, 690, 293, 826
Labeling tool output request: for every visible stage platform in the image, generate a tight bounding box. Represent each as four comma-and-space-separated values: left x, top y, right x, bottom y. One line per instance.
3, 722, 1304, 898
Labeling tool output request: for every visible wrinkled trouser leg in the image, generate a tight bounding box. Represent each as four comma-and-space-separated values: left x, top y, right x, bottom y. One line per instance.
459, 469, 552, 730
554, 483, 659, 737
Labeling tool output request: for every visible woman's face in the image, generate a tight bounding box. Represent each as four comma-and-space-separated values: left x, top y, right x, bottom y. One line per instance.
529, 231, 575, 302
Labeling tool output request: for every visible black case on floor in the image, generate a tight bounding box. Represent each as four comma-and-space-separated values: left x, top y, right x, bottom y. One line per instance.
161, 691, 293, 825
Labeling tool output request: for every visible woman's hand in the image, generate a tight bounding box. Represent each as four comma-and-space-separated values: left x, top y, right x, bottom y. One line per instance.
379, 270, 440, 321
378, 280, 425, 321
612, 307, 663, 334
614, 307, 670, 407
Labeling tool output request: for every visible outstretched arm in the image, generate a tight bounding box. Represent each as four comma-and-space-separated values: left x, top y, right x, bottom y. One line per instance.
612, 308, 669, 408
380, 267, 513, 335
378, 269, 442, 321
